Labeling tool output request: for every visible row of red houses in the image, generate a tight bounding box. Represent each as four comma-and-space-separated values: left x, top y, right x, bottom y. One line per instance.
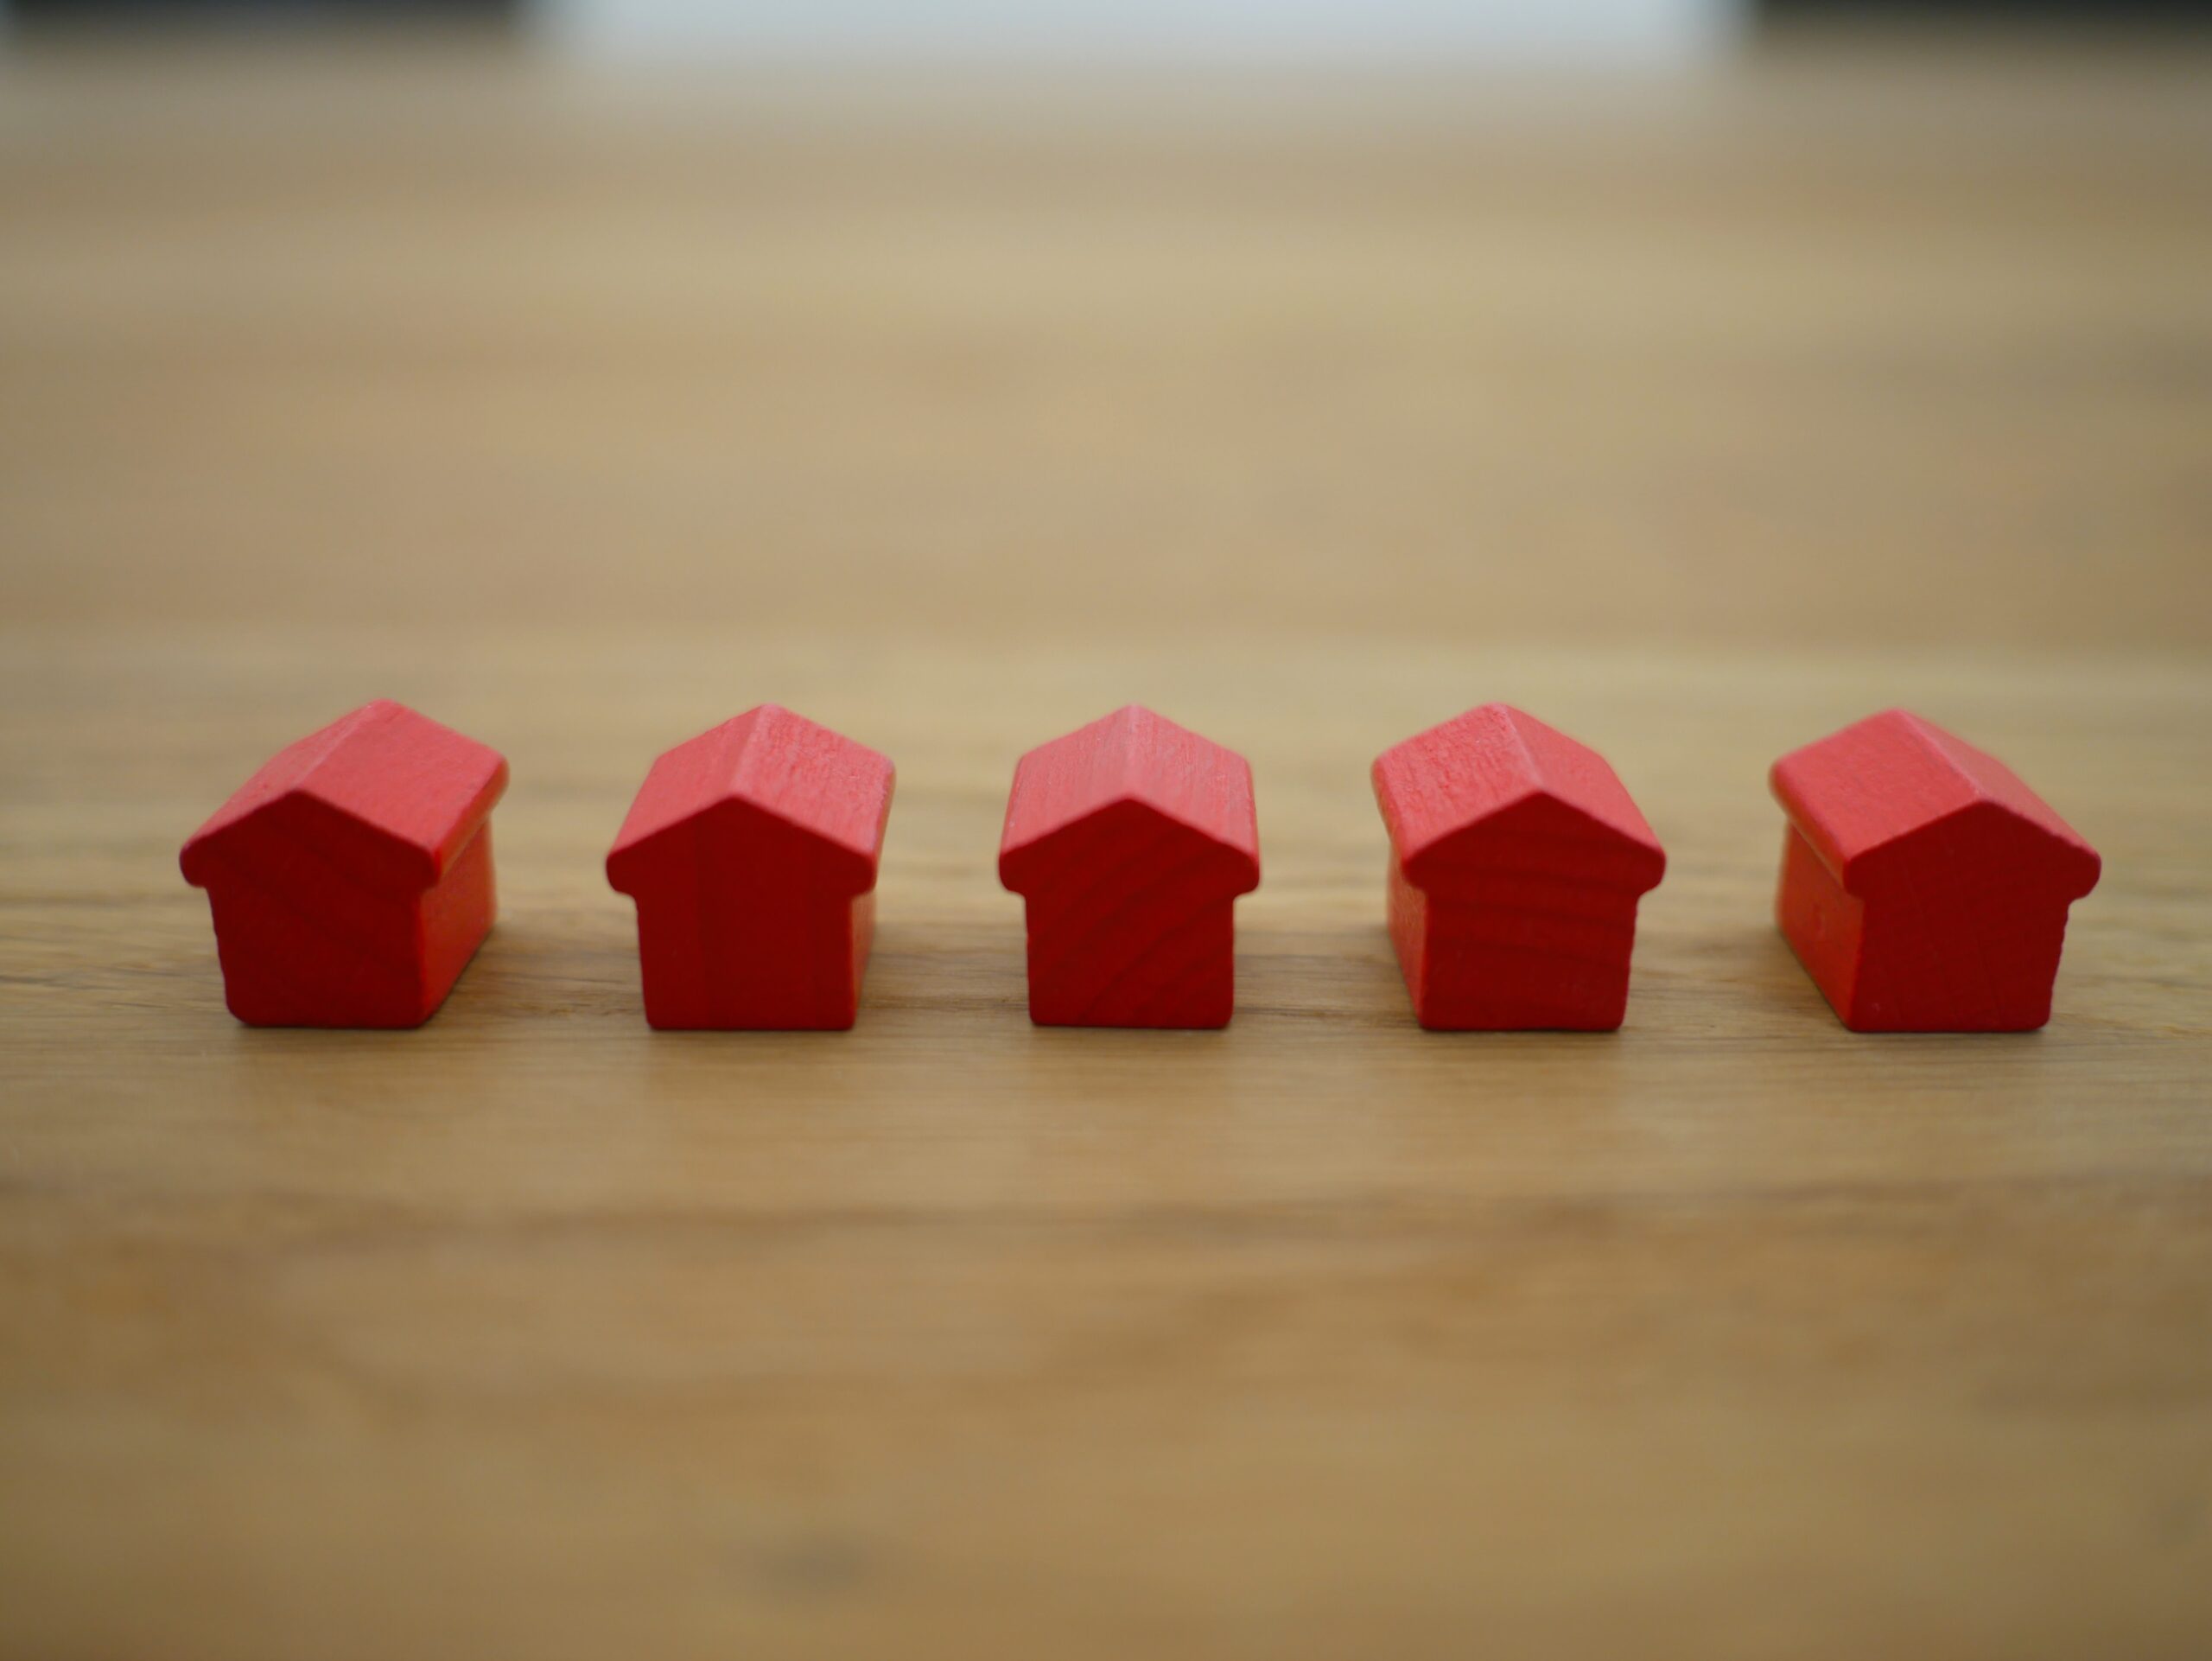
181, 701, 2101, 1034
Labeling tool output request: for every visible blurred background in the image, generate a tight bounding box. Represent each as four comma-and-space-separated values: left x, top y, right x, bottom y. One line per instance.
1, 0, 2208, 664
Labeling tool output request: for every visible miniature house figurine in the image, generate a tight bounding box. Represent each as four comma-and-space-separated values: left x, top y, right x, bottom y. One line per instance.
999, 704, 1260, 1028
1372, 703, 1666, 1030
1770, 709, 2101, 1032
606, 705, 894, 1030
180, 698, 509, 1028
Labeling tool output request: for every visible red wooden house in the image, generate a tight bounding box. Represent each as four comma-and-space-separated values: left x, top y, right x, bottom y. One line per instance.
998, 705, 1260, 1028
179, 698, 508, 1028
1770, 709, 2101, 1031
1371, 703, 1665, 1030
606, 705, 893, 1030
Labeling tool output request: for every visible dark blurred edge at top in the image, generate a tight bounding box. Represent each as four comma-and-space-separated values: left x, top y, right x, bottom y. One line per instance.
7, 0, 2210, 31
9, 0, 517, 22
1765, 0, 2210, 14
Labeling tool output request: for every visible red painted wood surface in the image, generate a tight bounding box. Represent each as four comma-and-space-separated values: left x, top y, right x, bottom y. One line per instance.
998, 705, 1260, 1028
1770, 709, 2101, 1032
179, 699, 508, 1027
606, 705, 893, 1030
1371, 703, 1665, 1030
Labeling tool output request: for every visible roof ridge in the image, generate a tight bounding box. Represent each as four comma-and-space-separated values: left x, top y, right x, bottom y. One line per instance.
721, 704, 778, 802
1497, 704, 1548, 805
1901, 710, 2032, 819
1892, 709, 1981, 798
1110, 704, 1151, 802
285, 698, 396, 798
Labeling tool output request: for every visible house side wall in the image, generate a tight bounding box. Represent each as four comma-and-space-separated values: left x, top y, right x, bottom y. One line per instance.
1776, 824, 1867, 1027
417, 824, 500, 1018
849, 890, 877, 998
1386, 854, 1429, 1020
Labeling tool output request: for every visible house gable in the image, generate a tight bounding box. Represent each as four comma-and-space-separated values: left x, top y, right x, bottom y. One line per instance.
1376, 704, 1662, 893
998, 705, 1258, 895
1847, 798, 2103, 907
1771, 710, 2099, 902
1402, 788, 1666, 897
181, 699, 507, 900
605, 706, 893, 899
999, 794, 1260, 906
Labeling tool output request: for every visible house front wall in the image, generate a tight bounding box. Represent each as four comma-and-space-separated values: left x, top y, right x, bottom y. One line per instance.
1008, 799, 1255, 1029
1851, 890, 2074, 1032
624, 818, 871, 1030
1391, 856, 1649, 1031
194, 821, 494, 1028
1024, 894, 1237, 1028
184, 800, 502, 1034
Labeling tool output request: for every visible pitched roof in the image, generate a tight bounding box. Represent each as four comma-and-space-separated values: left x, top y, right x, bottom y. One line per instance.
605, 705, 893, 894
1770, 709, 2100, 896
180, 699, 507, 893
1372, 703, 1663, 888
998, 704, 1258, 883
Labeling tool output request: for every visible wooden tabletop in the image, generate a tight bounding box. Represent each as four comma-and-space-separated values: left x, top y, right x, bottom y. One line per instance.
3, 36, 2209, 1660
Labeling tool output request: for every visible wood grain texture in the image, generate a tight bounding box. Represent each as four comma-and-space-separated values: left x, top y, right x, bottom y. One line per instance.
3, 35, 2211, 1661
